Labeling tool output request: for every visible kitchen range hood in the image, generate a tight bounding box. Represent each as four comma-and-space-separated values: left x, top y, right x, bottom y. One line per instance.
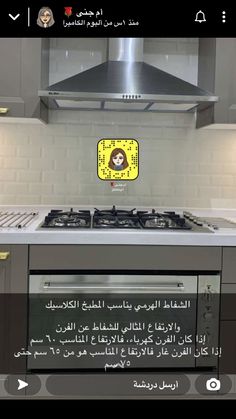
197, 38, 236, 128
39, 38, 218, 113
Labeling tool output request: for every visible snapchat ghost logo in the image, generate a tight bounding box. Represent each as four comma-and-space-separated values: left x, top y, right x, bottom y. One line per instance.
97, 139, 139, 180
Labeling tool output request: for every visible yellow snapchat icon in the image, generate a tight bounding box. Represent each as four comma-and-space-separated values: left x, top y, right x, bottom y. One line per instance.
97, 139, 139, 181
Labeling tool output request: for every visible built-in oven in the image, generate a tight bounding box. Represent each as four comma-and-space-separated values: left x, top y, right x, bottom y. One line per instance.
28, 272, 220, 372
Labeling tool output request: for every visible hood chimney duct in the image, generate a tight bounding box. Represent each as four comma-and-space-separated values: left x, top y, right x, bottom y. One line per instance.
108, 38, 144, 62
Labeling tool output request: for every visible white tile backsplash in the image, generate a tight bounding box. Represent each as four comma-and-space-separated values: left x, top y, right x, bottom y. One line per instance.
0, 169, 16, 181
17, 146, 41, 158
1, 38, 236, 208
42, 170, 67, 183
0, 146, 16, 156
16, 170, 41, 183
1, 111, 236, 207
144, 38, 198, 84
3, 157, 29, 170
49, 38, 107, 85
29, 157, 54, 170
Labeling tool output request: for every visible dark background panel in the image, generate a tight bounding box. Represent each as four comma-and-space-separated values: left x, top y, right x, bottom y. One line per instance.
1, 1, 235, 37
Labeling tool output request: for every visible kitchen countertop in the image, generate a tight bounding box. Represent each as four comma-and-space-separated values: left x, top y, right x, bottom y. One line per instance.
1, 206, 236, 245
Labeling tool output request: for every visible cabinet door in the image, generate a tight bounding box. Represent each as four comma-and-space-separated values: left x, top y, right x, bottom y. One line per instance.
0, 246, 28, 375
0, 39, 21, 97
0, 247, 11, 373
220, 321, 236, 374
0, 248, 11, 292
0, 39, 24, 116
222, 248, 236, 283
0, 38, 49, 121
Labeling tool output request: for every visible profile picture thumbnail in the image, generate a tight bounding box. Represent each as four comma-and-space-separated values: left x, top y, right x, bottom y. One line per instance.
37, 7, 55, 28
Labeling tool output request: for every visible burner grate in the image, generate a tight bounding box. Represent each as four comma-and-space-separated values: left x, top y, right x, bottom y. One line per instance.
93, 214, 141, 229
137, 210, 192, 230
40, 208, 91, 229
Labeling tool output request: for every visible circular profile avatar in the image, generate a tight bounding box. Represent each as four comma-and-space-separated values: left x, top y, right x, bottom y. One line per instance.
37, 7, 55, 28
108, 148, 129, 171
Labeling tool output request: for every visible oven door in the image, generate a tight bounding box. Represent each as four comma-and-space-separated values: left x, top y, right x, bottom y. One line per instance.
27, 273, 206, 371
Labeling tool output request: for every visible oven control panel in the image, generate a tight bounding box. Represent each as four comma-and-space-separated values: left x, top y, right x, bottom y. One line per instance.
196, 275, 221, 367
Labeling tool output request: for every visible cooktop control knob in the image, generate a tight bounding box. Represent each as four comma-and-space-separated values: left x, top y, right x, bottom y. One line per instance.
203, 312, 213, 320
204, 285, 213, 302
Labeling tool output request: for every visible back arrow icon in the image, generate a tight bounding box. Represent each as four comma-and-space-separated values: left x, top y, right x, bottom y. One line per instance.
17, 379, 28, 390
9, 13, 20, 21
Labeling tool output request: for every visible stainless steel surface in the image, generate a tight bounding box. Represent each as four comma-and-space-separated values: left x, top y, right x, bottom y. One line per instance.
196, 275, 220, 367
39, 38, 218, 112
43, 282, 185, 292
29, 273, 220, 370
30, 274, 197, 294
108, 38, 144, 61
0, 211, 38, 228
184, 212, 236, 230
198, 217, 236, 229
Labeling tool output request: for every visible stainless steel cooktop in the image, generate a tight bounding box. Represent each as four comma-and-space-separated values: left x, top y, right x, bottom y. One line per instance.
39, 207, 212, 232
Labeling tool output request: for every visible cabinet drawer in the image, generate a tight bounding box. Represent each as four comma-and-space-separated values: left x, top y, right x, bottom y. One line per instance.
29, 245, 222, 271
0, 98, 24, 117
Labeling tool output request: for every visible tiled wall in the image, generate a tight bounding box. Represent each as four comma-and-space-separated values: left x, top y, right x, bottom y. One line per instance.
0, 38, 236, 208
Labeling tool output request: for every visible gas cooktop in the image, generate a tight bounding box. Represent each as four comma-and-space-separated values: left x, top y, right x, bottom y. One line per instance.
39, 207, 212, 232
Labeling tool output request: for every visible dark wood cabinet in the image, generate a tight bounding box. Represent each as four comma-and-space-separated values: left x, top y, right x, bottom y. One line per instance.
220, 250, 236, 374
0, 245, 28, 374
0, 248, 11, 293
220, 321, 236, 374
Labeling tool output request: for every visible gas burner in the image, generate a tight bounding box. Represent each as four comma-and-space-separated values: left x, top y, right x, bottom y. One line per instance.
53, 216, 87, 227
96, 217, 137, 228
138, 210, 192, 230
93, 209, 141, 229
145, 217, 169, 228
97, 219, 116, 226
40, 208, 91, 229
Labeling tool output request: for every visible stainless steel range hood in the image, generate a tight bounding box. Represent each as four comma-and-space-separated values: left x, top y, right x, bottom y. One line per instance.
39, 38, 218, 113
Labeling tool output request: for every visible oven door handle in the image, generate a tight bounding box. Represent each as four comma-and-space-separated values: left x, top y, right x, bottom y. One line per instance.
43, 282, 185, 292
